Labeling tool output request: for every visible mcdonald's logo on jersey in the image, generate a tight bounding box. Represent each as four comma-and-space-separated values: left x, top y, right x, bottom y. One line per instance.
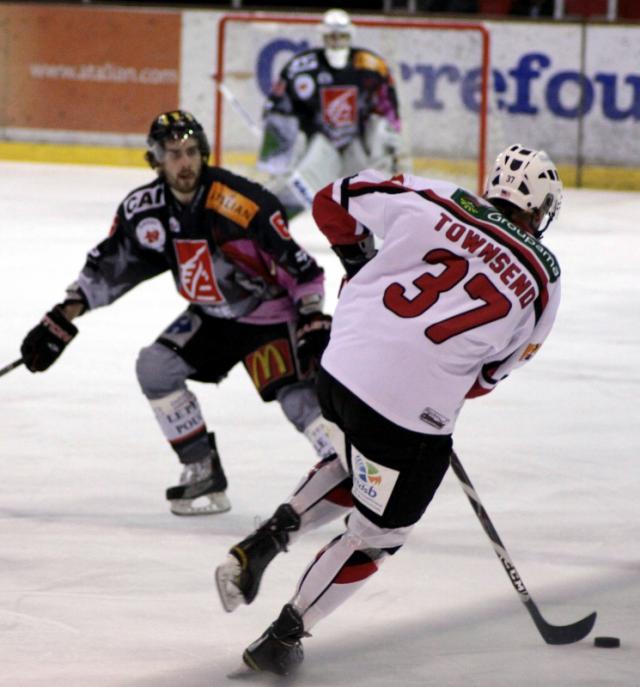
245, 339, 295, 393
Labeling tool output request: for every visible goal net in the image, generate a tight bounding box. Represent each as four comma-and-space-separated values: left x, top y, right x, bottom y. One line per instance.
214, 13, 493, 193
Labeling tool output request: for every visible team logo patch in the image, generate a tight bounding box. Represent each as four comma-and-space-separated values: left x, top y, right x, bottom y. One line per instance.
317, 71, 333, 85
352, 453, 399, 516
160, 311, 202, 349
453, 189, 482, 216
135, 217, 166, 251
167, 314, 194, 334
206, 182, 259, 229
245, 339, 295, 392
288, 53, 318, 77
293, 73, 315, 100
269, 210, 291, 240
174, 239, 224, 304
321, 86, 357, 128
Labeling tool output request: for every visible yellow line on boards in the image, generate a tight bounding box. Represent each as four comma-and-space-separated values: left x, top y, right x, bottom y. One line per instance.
2, 142, 640, 190
0, 142, 148, 167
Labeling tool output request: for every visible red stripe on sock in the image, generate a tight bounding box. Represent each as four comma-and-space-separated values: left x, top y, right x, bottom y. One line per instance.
334, 560, 378, 584
169, 425, 206, 446
326, 485, 354, 507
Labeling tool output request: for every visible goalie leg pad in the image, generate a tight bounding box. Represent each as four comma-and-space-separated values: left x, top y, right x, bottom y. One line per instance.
293, 133, 342, 198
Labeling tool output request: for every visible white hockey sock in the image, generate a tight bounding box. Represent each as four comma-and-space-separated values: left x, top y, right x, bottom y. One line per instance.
149, 388, 206, 448
291, 510, 413, 631
288, 454, 353, 542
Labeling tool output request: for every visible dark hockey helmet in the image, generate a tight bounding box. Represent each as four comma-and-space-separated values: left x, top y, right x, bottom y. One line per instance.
145, 110, 210, 169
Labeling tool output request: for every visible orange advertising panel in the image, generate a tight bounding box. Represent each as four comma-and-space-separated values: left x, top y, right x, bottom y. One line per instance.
0, 4, 181, 133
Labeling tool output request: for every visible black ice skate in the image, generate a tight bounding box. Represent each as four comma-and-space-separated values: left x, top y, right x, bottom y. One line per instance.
166, 433, 230, 516
215, 503, 300, 612
242, 604, 306, 676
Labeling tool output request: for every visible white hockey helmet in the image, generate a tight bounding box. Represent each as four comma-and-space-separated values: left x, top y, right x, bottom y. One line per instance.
320, 9, 354, 70
484, 144, 562, 236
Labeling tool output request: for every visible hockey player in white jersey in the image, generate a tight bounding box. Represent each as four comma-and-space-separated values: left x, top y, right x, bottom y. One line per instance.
215, 144, 563, 675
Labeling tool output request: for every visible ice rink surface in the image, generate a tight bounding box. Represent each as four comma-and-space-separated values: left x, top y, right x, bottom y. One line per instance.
1, 161, 638, 686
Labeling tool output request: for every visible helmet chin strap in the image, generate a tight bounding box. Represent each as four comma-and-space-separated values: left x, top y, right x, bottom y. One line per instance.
501, 205, 543, 238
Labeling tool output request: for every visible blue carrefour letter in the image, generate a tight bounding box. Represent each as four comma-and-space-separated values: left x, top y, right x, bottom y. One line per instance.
461, 68, 506, 112
256, 39, 309, 96
507, 53, 551, 114
409, 64, 461, 110
595, 74, 640, 120
546, 72, 594, 118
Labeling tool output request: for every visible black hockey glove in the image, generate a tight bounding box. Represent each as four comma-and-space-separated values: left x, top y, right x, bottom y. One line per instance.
21, 306, 79, 372
332, 234, 376, 280
296, 311, 332, 375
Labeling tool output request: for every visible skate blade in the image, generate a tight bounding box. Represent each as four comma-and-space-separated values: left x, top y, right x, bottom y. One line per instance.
169, 491, 231, 516
226, 664, 283, 682
215, 556, 244, 613
227, 660, 296, 683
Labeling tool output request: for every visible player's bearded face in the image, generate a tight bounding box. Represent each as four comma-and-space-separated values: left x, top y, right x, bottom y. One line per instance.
161, 139, 203, 194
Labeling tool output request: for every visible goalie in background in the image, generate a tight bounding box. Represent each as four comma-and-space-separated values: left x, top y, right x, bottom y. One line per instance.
257, 8, 403, 218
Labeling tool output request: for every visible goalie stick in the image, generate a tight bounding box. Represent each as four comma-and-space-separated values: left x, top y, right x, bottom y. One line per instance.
0, 358, 23, 378
450, 451, 597, 645
213, 77, 263, 139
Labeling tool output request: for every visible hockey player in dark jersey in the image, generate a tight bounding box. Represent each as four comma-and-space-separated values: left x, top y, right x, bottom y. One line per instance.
19, 110, 335, 516
258, 8, 403, 218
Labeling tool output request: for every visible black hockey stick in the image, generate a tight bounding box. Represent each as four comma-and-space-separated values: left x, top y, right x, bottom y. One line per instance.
0, 358, 23, 378
450, 451, 596, 645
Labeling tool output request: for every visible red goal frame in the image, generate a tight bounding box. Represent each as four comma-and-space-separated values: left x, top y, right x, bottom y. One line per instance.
214, 13, 490, 192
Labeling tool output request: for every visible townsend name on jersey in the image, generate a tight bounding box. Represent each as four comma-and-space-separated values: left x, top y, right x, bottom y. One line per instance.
426, 189, 560, 311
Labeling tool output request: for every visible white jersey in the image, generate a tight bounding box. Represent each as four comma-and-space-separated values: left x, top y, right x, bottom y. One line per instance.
313, 169, 561, 434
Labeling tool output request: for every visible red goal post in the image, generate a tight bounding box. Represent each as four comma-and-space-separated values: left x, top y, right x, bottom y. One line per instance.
214, 13, 490, 193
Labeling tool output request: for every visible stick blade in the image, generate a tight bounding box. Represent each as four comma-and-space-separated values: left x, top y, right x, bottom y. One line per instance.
527, 601, 597, 645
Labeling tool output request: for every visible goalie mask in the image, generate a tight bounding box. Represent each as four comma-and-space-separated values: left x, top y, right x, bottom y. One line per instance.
320, 9, 354, 70
484, 144, 562, 237
146, 110, 210, 169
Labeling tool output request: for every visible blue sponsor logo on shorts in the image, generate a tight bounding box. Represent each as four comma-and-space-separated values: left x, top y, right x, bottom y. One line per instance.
167, 315, 192, 334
